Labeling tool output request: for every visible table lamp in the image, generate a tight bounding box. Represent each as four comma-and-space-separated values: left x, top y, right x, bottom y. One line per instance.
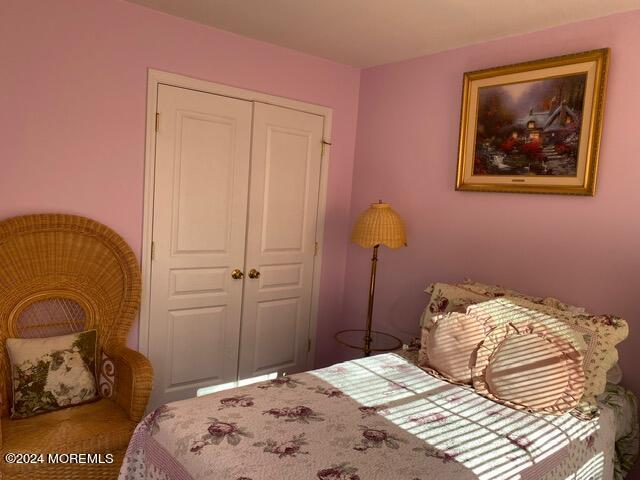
338, 201, 407, 356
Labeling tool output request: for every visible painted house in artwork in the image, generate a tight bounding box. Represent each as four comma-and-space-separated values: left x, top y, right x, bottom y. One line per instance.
506, 100, 581, 144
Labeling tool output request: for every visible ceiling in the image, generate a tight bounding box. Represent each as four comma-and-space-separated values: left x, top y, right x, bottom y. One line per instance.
126, 0, 640, 67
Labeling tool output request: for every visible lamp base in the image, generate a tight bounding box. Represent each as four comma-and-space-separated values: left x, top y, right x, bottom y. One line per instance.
334, 329, 402, 357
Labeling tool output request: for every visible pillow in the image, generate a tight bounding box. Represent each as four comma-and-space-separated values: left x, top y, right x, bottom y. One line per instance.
455, 280, 544, 303
473, 323, 585, 414
479, 295, 627, 413
466, 298, 588, 359
423, 282, 627, 413
422, 283, 489, 328
420, 312, 490, 384
6, 330, 98, 418
543, 299, 625, 391
540, 296, 586, 314
422, 281, 544, 329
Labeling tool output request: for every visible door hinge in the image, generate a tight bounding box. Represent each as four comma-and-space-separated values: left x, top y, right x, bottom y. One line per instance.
155, 112, 160, 133
314, 242, 319, 256
151, 241, 156, 261
321, 140, 331, 156
307, 338, 312, 352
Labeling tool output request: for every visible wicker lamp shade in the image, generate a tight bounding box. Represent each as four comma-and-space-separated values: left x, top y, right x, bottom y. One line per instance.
340, 202, 406, 357
351, 202, 407, 249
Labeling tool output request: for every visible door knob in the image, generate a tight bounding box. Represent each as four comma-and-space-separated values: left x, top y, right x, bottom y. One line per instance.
248, 269, 260, 279
231, 269, 244, 280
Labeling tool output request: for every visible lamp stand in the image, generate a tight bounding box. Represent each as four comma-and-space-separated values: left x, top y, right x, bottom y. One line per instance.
333, 244, 401, 356
364, 245, 379, 357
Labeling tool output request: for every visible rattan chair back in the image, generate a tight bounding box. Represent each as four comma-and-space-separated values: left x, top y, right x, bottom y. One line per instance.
0, 214, 141, 417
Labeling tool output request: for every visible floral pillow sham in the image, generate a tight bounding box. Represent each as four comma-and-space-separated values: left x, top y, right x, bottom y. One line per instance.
422, 281, 628, 414
6, 329, 98, 418
421, 283, 488, 328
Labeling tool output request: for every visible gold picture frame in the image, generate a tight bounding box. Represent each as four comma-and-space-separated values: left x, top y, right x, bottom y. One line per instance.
456, 49, 609, 195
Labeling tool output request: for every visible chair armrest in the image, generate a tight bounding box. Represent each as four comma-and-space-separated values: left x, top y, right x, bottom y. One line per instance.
104, 345, 153, 422
0, 391, 3, 449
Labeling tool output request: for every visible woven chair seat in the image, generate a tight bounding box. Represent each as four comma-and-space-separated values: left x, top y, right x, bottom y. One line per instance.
0, 214, 153, 479
1, 399, 136, 477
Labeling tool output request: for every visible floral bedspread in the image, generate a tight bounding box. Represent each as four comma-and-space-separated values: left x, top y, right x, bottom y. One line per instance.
598, 383, 639, 479
120, 354, 617, 480
395, 345, 638, 480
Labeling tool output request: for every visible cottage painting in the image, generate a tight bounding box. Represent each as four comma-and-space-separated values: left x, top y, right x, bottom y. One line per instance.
474, 74, 586, 176
456, 49, 609, 195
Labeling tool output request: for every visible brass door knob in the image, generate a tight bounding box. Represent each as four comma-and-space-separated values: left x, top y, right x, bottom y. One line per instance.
248, 269, 260, 279
231, 269, 244, 280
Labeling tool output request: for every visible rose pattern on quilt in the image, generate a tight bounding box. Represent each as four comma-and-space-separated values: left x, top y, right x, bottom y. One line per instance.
506, 435, 532, 451
317, 463, 361, 480
190, 417, 253, 453
358, 405, 387, 418
144, 404, 176, 435
409, 412, 447, 425
253, 433, 309, 458
257, 376, 304, 389
487, 409, 511, 418
309, 385, 344, 398
219, 394, 254, 410
263, 405, 325, 424
385, 380, 410, 393
380, 359, 414, 373
353, 425, 407, 452
412, 445, 460, 464
327, 365, 349, 375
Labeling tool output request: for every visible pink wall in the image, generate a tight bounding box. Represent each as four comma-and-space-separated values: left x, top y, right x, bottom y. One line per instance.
344, 11, 640, 395
0, 0, 360, 366
3, 0, 639, 392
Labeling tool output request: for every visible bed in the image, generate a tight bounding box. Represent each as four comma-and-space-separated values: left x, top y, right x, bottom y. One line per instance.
119, 351, 637, 480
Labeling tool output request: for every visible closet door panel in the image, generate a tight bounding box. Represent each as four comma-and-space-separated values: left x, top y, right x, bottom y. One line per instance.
148, 85, 252, 407
239, 102, 324, 379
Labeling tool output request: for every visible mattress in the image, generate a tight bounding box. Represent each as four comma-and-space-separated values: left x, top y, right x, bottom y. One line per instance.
120, 353, 622, 480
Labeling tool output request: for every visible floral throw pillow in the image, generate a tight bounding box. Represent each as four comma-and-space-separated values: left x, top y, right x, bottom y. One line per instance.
6, 330, 98, 418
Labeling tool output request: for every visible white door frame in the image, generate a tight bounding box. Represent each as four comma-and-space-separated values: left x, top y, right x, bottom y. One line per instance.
139, 69, 332, 371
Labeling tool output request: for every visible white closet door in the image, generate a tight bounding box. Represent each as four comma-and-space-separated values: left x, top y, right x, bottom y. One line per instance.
238, 102, 324, 379
148, 85, 252, 406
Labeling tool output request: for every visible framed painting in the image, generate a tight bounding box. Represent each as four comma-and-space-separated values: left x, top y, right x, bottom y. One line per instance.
456, 49, 609, 195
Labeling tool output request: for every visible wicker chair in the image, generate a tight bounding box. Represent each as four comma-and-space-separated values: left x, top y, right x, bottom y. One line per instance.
0, 214, 153, 480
